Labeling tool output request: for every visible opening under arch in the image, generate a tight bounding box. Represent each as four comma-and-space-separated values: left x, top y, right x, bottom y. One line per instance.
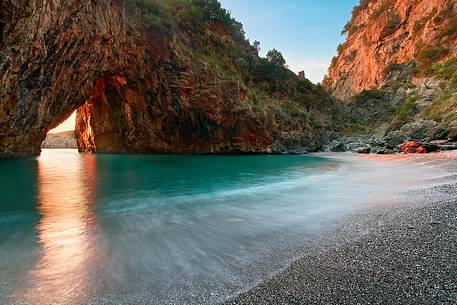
41, 111, 78, 150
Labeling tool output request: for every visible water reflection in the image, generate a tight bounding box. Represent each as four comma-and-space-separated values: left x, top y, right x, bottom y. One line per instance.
21, 151, 99, 304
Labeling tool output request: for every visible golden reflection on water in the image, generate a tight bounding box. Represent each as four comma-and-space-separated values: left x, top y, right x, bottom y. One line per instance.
20, 151, 99, 304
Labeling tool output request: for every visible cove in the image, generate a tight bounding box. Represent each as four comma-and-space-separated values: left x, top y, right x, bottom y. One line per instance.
0, 150, 447, 304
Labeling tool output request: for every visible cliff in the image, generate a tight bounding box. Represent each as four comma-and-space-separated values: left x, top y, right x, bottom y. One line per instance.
0, 0, 338, 158
41, 131, 77, 149
323, 0, 457, 154
325, 0, 457, 99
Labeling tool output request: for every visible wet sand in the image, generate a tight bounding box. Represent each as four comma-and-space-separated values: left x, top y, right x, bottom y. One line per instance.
226, 153, 457, 304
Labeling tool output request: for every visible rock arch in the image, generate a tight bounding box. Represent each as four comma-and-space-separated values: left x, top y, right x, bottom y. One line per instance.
0, 0, 333, 158
0, 0, 164, 157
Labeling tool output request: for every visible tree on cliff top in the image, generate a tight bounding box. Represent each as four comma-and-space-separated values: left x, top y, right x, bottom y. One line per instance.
266, 49, 287, 67
193, 0, 246, 42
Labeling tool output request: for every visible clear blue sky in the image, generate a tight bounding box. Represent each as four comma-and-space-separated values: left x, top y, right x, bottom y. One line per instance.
219, 0, 359, 83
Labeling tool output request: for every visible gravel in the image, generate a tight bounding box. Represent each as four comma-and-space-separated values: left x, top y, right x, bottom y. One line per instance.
225, 155, 457, 305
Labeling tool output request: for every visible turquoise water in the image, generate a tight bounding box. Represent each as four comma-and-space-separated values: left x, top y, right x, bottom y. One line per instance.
0, 150, 441, 304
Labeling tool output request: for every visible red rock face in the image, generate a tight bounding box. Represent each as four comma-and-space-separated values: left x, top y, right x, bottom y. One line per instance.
0, 0, 334, 157
74, 71, 314, 154
325, 0, 457, 99
0, 0, 147, 157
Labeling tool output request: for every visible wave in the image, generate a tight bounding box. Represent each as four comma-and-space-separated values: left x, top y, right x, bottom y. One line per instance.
101, 167, 342, 215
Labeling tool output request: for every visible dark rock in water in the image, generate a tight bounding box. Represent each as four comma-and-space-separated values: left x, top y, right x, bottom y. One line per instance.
368, 138, 387, 148
347, 141, 368, 151
383, 131, 407, 149
277, 148, 308, 155
433, 128, 450, 140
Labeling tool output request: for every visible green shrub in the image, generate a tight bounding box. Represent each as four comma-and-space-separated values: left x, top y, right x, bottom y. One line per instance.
252, 58, 290, 83
416, 46, 450, 71
354, 89, 385, 102
395, 94, 419, 119
422, 92, 455, 123
337, 44, 345, 56
193, 0, 246, 43
428, 58, 457, 79
341, 0, 373, 35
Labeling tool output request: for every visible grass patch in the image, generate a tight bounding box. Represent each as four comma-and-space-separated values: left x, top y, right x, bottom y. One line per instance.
422, 92, 457, 124
395, 93, 419, 119
428, 58, 457, 80
416, 46, 450, 72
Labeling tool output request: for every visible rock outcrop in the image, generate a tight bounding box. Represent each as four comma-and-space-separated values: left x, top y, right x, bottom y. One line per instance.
0, 0, 337, 158
324, 0, 457, 154
325, 0, 457, 99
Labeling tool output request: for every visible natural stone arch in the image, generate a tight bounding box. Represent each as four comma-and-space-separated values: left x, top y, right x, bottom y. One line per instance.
0, 0, 144, 157
0, 0, 333, 158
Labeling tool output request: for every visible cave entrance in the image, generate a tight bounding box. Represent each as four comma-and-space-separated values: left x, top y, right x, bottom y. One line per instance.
41, 111, 78, 150
41, 75, 126, 154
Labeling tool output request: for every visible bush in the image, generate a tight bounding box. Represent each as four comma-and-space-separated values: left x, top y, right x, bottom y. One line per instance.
428, 58, 457, 79
416, 46, 450, 71
252, 58, 290, 83
337, 44, 345, 56
266, 49, 287, 67
193, 0, 246, 43
341, 0, 374, 35
395, 94, 419, 119
354, 89, 385, 101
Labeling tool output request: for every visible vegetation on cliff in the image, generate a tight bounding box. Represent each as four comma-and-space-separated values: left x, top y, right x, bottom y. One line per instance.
322, 0, 457, 154
0, 0, 340, 157
108, 0, 340, 152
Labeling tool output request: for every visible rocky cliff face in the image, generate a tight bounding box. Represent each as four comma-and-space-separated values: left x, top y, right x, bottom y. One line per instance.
323, 0, 457, 154
325, 0, 457, 99
41, 131, 77, 149
0, 0, 337, 158
0, 0, 138, 157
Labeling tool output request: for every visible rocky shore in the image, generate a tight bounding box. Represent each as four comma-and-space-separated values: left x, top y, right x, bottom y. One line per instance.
226, 153, 457, 304
324, 118, 457, 155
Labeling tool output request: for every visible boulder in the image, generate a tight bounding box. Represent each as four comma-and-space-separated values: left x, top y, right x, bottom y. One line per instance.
440, 144, 457, 151
399, 141, 427, 154
354, 146, 371, 154
399, 120, 438, 141
371, 146, 395, 154
383, 131, 407, 149
326, 140, 348, 152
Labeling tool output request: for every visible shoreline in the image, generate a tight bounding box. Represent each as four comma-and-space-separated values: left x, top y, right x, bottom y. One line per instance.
225, 153, 457, 304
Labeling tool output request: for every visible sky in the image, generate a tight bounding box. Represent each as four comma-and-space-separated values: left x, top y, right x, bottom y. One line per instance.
51, 0, 358, 133
219, 0, 358, 83
49, 111, 76, 133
